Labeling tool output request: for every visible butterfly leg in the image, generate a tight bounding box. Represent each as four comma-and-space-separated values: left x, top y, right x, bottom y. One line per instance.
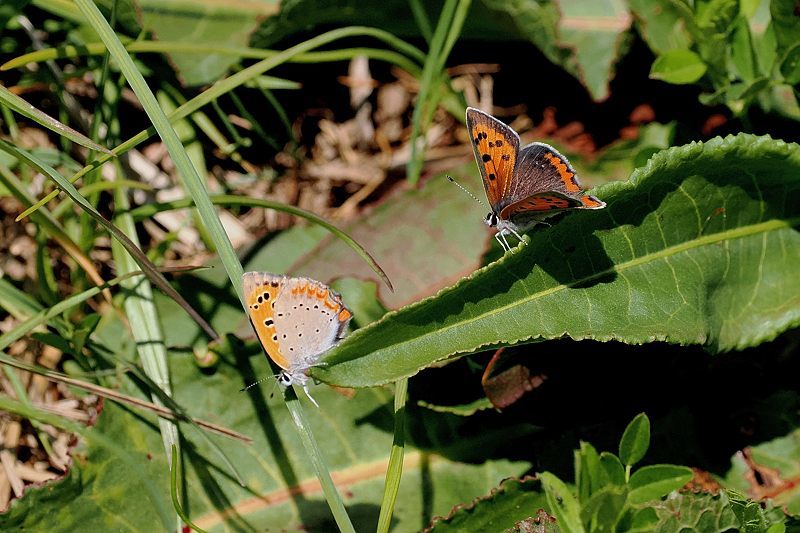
495, 231, 511, 252
507, 226, 527, 247
302, 384, 320, 408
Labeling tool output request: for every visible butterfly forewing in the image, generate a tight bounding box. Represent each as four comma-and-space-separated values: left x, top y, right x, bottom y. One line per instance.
466, 107, 520, 210
243, 272, 290, 370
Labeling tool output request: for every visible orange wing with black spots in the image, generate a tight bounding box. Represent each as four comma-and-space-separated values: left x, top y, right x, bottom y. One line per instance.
466, 107, 520, 210
243, 272, 289, 370
500, 191, 606, 223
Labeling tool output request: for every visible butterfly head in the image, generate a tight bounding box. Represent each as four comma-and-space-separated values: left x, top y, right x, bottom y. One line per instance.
485, 212, 499, 228
277, 371, 293, 387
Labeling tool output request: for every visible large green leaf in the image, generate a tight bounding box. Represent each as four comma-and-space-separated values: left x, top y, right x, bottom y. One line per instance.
0, 320, 530, 531
627, 0, 696, 55
288, 170, 489, 309
90, 0, 279, 86
557, 0, 632, 101
313, 134, 800, 387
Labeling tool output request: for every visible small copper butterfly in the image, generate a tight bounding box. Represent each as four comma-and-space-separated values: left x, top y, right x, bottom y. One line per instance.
243, 272, 352, 405
466, 107, 606, 251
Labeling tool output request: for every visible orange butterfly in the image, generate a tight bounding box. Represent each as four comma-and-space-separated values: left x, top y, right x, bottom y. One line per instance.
466, 107, 606, 251
243, 272, 351, 405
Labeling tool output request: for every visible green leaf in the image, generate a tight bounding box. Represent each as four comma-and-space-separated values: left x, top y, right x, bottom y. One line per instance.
779, 42, 800, 85
650, 49, 708, 84
556, 0, 632, 101
0, 345, 532, 530
770, 0, 800, 55
627, 0, 696, 54
619, 413, 651, 467
617, 507, 659, 532
576, 441, 602, 503
285, 171, 487, 309
134, 0, 271, 85
315, 134, 800, 388
627, 464, 693, 504
729, 17, 758, 82
599, 452, 626, 486
640, 492, 747, 531
425, 477, 548, 532
539, 472, 585, 533
580, 485, 628, 532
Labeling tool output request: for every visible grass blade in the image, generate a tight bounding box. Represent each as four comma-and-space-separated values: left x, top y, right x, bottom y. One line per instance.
0, 270, 142, 352
0, 351, 251, 443
75, 2, 357, 525
0, 164, 110, 299
170, 444, 208, 533
406, 0, 470, 184
0, 139, 218, 339
128, 194, 393, 291
17, 26, 424, 222
0, 83, 112, 154
285, 388, 356, 533
376, 378, 408, 533
112, 161, 180, 470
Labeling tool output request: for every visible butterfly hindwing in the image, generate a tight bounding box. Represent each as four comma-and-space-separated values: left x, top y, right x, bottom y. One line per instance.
466, 107, 520, 210
509, 142, 585, 201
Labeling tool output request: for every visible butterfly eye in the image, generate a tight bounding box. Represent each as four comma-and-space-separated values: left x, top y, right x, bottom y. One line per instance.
485, 213, 498, 227
278, 373, 292, 386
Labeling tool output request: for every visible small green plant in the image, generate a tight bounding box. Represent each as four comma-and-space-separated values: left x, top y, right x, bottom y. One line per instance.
541, 413, 692, 532
632, 0, 800, 118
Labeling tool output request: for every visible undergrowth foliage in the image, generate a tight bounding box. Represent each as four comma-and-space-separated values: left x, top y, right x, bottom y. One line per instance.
0, 1, 798, 532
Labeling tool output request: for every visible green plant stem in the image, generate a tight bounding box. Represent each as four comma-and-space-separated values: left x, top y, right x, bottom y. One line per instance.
407, 0, 464, 185
285, 389, 356, 533
170, 444, 208, 533
377, 378, 409, 533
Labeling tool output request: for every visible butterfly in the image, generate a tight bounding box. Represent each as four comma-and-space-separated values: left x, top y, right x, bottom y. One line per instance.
243, 272, 352, 405
466, 107, 606, 252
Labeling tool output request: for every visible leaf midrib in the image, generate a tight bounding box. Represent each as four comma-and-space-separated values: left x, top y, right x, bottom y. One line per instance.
334, 216, 798, 382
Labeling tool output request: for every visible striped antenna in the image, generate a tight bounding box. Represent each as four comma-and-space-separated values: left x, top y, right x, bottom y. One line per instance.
447, 175, 489, 210
240, 374, 280, 392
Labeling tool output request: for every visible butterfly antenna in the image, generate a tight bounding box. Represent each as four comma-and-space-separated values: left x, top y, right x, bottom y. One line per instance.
447, 175, 488, 210
239, 373, 280, 392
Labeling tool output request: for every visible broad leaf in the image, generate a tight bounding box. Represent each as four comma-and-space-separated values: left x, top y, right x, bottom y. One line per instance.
580, 485, 628, 532
628, 464, 694, 504
314, 134, 800, 387
650, 49, 708, 84
557, 0, 632, 101
0, 339, 531, 530
619, 413, 650, 467
539, 472, 585, 533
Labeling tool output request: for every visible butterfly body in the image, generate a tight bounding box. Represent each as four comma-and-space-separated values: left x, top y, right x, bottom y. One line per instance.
243, 272, 351, 404
466, 107, 605, 251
